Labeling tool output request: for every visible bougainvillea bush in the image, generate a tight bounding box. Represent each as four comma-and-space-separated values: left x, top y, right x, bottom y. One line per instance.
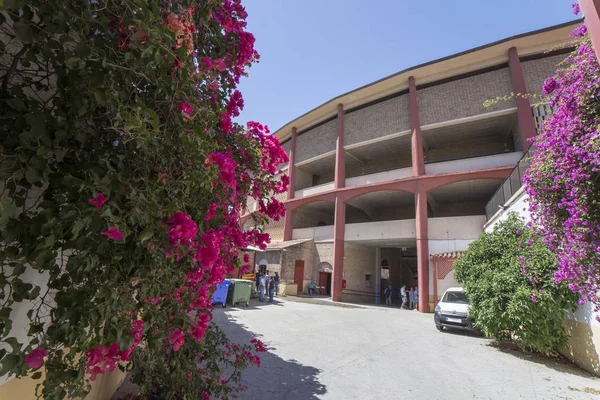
454, 213, 577, 355
0, 0, 286, 398
524, 11, 600, 318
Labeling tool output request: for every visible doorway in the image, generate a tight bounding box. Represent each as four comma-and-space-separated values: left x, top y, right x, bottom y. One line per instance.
318, 271, 332, 296
294, 260, 304, 292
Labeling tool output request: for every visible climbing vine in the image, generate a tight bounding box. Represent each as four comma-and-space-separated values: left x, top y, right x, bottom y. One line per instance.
0, 1, 284, 398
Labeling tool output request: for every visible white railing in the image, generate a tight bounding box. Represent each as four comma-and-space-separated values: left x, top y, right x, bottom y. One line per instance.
425, 152, 522, 175
294, 182, 335, 198
345, 167, 413, 187
345, 219, 417, 241
292, 225, 334, 241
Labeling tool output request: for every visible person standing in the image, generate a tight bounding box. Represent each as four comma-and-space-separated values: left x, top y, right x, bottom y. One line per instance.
400, 285, 408, 309
268, 277, 276, 303
384, 285, 392, 306
274, 272, 280, 296
414, 286, 419, 311
408, 287, 415, 309
255, 270, 260, 294
258, 273, 266, 302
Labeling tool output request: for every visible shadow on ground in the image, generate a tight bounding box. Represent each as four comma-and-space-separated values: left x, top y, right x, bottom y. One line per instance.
213, 306, 327, 399
487, 339, 596, 379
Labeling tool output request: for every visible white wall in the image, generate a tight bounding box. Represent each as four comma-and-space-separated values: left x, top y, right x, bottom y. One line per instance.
428, 215, 486, 240
345, 219, 416, 241
345, 166, 412, 187
425, 152, 522, 175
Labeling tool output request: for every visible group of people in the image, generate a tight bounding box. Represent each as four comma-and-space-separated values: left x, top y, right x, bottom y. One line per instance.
384, 284, 418, 310
255, 271, 279, 303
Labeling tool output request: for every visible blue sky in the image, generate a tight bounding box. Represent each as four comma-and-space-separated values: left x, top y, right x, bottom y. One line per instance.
236, 0, 578, 133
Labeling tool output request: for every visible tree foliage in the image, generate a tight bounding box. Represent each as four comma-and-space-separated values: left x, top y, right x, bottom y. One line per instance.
0, 1, 284, 398
454, 213, 577, 355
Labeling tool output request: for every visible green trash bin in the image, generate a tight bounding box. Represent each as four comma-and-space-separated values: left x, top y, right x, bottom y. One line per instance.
227, 279, 253, 307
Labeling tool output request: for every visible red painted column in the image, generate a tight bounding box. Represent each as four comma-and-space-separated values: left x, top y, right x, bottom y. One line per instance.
508, 47, 537, 150
332, 196, 346, 302
415, 184, 430, 313
332, 103, 346, 301
580, 0, 600, 63
334, 104, 345, 189
409, 76, 429, 312
286, 127, 298, 200
409, 76, 425, 176
283, 128, 297, 242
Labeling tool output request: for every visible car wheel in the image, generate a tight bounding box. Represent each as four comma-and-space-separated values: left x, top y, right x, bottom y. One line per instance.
436, 325, 444, 332
222, 303, 226, 308
245, 301, 249, 307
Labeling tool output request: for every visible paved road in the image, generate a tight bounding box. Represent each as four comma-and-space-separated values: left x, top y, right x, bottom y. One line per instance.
213, 297, 600, 400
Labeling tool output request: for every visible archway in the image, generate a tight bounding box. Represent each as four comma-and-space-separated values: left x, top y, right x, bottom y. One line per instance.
317, 262, 333, 296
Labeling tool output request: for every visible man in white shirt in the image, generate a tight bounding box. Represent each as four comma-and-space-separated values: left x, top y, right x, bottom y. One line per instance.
400, 285, 408, 309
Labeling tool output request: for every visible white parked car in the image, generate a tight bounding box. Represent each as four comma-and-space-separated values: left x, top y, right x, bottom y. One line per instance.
433, 287, 477, 332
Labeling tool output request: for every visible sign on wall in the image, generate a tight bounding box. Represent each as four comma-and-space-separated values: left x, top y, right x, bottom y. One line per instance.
381, 266, 390, 279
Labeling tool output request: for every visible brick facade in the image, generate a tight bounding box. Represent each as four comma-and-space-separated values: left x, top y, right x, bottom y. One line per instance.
341, 244, 376, 303
344, 94, 411, 146
313, 242, 334, 283
522, 54, 565, 96
295, 119, 337, 163
417, 68, 515, 126
280, 240, 314, 285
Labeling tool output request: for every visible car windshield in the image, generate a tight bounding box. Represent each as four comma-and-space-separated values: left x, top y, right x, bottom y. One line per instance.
442, 291, 469, 304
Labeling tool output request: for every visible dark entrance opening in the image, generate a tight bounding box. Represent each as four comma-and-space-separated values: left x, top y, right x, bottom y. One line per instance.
318, 271, 332, 296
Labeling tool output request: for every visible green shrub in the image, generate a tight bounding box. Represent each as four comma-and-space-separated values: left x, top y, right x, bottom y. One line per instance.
454, 213, 577, 354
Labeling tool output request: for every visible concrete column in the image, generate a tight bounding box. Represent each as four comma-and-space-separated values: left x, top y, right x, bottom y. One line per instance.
334, 104, 345, 189
580, 1, 600, 64
286, 127, 298, 200
332, 196, 346, 302
283, 209, 294, 241
508, 47, 537, 150
375, 247, 381, 305
409, 76, 425, 176
415, 184, 430, 312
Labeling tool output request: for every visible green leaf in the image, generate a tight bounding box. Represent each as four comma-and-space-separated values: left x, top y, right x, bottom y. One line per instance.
5, 98, 26, 111
139, 228, 153, 243
25, 168, 41, 184
13, 22, 34, 43
31, 372, 42, 380
0, 198, 15, 229
0, 354, 19, 377
4, 337, 21, 353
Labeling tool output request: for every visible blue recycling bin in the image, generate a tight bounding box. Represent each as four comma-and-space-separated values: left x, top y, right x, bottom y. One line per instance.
212, 279, 231, 308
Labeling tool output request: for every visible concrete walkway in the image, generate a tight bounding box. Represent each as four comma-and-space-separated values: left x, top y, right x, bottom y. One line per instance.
214, 297, 600, 400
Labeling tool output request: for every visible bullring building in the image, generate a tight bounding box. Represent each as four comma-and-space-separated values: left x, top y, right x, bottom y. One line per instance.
242, 21, 576, 312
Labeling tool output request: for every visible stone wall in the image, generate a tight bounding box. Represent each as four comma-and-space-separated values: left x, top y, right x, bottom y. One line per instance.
522, 54, 566, 96
296, 119, 337, 163
344, 94, 411, 145
341, 244, 376, 303
255, 250, 282, 276
281, 241, 314, 290
417, 67, 514, 126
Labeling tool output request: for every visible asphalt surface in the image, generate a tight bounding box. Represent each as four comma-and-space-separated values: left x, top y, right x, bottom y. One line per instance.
214, 297, 600, 400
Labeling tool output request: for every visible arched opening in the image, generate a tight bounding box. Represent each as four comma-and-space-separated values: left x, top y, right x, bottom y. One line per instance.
292, 201, 335, 229
317, 262, 333, 296
346, 190, 414, 223
257, 259, 268, 274
427, 179, 503, 218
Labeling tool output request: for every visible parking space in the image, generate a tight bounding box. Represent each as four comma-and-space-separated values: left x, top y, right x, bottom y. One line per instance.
214, 298, 600, 400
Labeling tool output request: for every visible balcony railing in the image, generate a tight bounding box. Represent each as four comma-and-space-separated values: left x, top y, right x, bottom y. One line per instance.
484, 145, 535, 221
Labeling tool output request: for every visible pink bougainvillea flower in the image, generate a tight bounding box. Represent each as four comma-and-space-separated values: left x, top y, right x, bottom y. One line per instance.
243, 253, 250, 263
101, 226, 124, 241
168, 329, 185, 351
178, 98, 193, 117
88, 193, 108, 210
25, 347, 48, 369
166, 212, 198, 248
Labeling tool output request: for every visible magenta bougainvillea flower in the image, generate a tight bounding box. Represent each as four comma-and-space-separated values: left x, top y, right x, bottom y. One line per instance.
25, 348, 48, 369
88, 193, 108, 210
101, 226, 124, 241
